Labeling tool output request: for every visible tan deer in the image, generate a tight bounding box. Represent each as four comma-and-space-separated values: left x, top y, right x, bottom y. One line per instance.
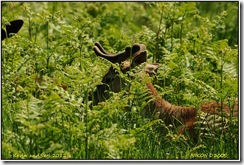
93, 42, 197, 136
200, 100, 238, 117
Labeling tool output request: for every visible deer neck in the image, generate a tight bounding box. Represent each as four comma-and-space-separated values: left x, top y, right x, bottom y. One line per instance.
145, 80, 196, 124
145, 81, 172, 111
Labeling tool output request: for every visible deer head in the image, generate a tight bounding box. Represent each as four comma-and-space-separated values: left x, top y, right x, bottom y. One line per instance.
93, 42, 159, 104
2, 19, 24, 40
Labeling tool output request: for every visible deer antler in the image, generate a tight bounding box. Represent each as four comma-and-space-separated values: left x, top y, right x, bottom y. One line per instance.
94, 42, 147, 64
94, 42, 114, 55
94, 42, 131, 63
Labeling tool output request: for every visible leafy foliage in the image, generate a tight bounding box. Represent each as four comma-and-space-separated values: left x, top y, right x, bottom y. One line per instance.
1, 2, 239, 160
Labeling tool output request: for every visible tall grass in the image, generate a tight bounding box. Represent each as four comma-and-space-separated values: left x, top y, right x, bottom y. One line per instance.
1, 2, 239, 160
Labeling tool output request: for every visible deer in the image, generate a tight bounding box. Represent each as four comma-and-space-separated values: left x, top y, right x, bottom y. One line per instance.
93, 42, 197, 137
2, 19, 24, 40
93, 42, 147, 103
200, 100, 238, 117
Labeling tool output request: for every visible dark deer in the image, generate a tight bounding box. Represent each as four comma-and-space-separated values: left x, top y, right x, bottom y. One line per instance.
93, 42, 148, 103
93, 42, 197, 136
2, 19, 24, 40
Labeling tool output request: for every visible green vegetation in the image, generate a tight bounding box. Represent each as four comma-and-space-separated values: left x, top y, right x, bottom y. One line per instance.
1, 2, 239, 160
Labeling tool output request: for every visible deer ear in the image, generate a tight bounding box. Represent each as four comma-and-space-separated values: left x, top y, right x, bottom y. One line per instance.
145, 63, 160, 75
132, 51, 147, 65
2, 20, 24, 40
